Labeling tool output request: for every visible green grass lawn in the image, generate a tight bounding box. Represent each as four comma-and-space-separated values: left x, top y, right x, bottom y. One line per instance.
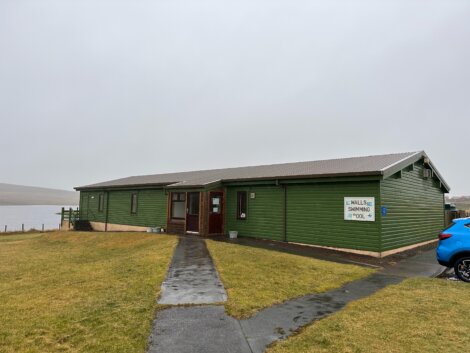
0, 231, 177, 353
267, 278, 470, 353
206, 240, 374, 318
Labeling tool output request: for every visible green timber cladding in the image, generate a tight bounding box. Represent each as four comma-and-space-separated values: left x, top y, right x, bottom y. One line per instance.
285, 181, 382, 251
225, 182, 382, 251
80, 189, 167, 228
225, 166, 444, 253
79, 191, 106, 223
76, 151, 450, 256
380, 161, 445, 251
226, 186, 285, 241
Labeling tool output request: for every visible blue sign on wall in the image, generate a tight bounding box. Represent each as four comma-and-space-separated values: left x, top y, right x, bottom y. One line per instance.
381, 206, 388, 217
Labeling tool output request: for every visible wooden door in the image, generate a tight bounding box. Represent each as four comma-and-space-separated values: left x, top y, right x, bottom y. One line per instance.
186, 192, 200, 233
208, 191, 224, 234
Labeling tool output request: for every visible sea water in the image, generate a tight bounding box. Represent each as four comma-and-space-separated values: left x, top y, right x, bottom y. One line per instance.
0, 205, 77, 232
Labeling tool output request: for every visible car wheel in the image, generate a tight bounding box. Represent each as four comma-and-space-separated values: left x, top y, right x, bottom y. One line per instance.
454, 257, 470, 283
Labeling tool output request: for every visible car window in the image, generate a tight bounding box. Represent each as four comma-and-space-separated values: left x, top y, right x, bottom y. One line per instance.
442, 223, 455, 232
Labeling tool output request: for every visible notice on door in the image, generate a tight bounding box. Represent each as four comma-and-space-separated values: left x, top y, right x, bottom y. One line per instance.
344, 197, 375, 222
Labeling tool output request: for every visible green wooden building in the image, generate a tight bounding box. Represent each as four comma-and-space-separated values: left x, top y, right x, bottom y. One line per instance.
75, 151, 450, 257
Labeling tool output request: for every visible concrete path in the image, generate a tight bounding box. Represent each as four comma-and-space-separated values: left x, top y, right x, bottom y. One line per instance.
158, 237, 227, 305
148, 306, 252, 353
149, 238, 444, 353
381, 248, 445, 278
239, 273, 402, 353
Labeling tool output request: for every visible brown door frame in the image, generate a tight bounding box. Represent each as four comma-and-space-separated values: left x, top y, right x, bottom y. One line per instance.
208, 191, 224, 235
186, 192, 200, 233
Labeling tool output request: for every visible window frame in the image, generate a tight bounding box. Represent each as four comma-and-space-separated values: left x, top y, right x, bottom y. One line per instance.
236, 191, 247, 220
130, 193, 138, 214
171, 192, 186, 220
98, 193, 105, 213
187, 192, 200, 216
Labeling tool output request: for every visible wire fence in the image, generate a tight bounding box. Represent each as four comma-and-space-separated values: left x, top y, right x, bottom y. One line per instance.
445, 210, 470, 227
0, 206, 78, 233
2, 223, 60, 233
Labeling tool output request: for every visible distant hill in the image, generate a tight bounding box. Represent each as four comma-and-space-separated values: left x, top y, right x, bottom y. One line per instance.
0, 183, 79, 206
446, 196, 470, 211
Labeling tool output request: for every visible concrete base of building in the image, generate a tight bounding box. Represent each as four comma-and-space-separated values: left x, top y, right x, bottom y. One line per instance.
290, 238, 438, 258
89, 221, 150, 232
83, 221, 438, 258
60, 220, 73, 231
87, 221, 223, 236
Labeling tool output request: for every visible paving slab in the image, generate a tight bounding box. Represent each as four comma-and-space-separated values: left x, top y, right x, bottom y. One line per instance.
150, 239, 445, 353
158, 237, 227, 305
239, 273, 403, 353
381, 249, 446, 277
148, 306, 252, 353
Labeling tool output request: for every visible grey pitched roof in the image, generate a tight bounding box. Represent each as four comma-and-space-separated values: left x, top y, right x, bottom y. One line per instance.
75, 151, 450, 192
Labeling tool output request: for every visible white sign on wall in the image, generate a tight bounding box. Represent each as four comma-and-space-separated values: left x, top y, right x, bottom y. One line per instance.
344, 197, 375, 222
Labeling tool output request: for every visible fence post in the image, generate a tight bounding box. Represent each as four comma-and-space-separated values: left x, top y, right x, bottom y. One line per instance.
4, 225, 6, 232
69, 208, 73, 229
22, 224, 24, 232
42, 224, 44, 232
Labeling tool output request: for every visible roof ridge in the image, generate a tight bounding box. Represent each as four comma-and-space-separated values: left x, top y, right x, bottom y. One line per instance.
114, 151, 420, 179
379, 151, 423, 172
76, 151, 436, 190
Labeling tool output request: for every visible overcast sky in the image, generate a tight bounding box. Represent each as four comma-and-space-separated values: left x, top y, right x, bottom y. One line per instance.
0, 0, 469, 195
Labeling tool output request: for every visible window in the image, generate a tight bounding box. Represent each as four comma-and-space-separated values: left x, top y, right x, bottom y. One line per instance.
237, 191, 247, 219
188, 193, 200, 215
171, 192, 186, 219
98, 193, 105, 212
211, 195, 221, 214
423, 168, 432, 179
131, 193, 138, 214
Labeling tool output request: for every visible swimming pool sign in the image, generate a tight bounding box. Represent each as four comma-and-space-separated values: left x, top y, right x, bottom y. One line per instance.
344, 197, 375, 222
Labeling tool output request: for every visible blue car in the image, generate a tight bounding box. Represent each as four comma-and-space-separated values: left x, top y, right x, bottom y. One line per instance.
437, 217, 470, 282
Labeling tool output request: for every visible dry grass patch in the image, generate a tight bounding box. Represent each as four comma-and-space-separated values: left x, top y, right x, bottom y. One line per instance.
267, 278, 470, 353
0, 231, 177, 353
206, 240, 374, 318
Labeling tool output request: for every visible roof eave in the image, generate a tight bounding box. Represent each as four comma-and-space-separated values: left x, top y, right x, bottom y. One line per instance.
164, 180, 223, 189
221, 171, 384, 184
381, 151, 450, 193
74, 182, 173, 191
427, 160, 451, 193
75, 172, 383, 191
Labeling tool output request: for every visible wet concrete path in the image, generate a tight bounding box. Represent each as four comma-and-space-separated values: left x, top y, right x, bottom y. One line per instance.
149, 238, 443, 353
158, 237, 227, 305
149, 274, 402, 353
148, 306, 252, 353
239, 273, 402, 352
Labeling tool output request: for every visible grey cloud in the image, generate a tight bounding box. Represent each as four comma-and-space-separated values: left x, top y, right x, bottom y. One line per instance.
0, 0, 469, 194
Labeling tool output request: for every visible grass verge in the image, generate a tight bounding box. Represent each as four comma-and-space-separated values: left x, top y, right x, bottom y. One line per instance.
206, 240, 374, 318
267, 278, 470, 353
0, 231, 177, 353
